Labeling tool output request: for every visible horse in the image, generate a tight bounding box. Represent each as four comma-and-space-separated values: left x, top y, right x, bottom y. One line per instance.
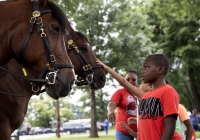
0, 0, 75, 100
0, 31, 105, 139
0, 29, 106, 140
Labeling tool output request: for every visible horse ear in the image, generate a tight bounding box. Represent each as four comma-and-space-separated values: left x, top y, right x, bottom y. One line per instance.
38, 0, 48, 6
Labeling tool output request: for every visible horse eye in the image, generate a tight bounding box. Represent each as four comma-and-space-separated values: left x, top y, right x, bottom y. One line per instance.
80, 46, 87, 52
51, 24, 60, 33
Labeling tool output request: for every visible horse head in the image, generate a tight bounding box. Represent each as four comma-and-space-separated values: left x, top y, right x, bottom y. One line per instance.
67, 32, 106, 89
0, 0, 75, 99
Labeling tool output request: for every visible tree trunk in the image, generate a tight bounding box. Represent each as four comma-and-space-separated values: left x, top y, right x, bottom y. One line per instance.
56, 100, 60, 138
188, 67, 200, 111
89, 89, 99, 137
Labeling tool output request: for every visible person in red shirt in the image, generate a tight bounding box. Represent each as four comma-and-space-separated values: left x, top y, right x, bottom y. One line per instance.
107, 70, 138, 140
96, 54, 182, 140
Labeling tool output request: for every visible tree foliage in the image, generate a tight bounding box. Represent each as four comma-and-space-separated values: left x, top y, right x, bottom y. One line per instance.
144, 0, 200, 110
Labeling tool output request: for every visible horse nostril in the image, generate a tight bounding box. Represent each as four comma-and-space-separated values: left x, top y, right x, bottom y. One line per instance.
100, 75, 105, 83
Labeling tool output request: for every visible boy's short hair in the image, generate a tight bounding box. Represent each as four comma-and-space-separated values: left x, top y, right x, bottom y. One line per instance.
125, 70, 138, 77
146, 54, 170, 75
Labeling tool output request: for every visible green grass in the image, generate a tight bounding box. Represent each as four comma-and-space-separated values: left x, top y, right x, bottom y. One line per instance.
27, 128, 200, 140
31, 135, 114, 140
196, 131, 200, 138
27, 129, 115, 140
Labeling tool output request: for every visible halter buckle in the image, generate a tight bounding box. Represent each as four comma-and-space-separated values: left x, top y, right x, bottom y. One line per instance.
45, 71, 57, 85
50, 55, 56, 62
46, 63, 54, 70
82, 64, 92, 71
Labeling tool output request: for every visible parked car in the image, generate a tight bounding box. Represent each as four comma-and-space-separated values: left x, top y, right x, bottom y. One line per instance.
52, 127, 64, 133
18, 126, 29, 135
62, 122, 88, 134
30, 127, 43, 135
83, 122, 104, 132
43, 128, 52, 133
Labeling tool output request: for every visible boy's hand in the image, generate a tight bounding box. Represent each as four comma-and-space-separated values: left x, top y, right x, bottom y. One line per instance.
96, 59, 108, 70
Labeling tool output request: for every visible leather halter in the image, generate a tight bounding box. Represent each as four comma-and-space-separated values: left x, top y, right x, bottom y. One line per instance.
0, 0, 74, 96
67, 36, 102, 86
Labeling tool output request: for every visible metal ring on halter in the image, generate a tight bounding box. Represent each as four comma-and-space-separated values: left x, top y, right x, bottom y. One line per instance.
86, 72, 94, 83
31, 83, 40, 93
45, 71, 57, 85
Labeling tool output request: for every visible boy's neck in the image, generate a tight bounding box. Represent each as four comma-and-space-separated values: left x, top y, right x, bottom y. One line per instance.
152, 79, 166, 89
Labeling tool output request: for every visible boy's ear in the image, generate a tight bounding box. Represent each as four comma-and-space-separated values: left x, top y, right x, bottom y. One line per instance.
157, 66, 165, 74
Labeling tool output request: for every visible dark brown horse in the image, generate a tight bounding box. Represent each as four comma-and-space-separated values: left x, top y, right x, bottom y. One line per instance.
0, 31, 105, 139
67, 31, 106, 89
0, 33, 105, 140
0, 0, 75, 100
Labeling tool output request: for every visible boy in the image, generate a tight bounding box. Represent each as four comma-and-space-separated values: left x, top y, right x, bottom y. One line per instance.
96, 54, 182, 140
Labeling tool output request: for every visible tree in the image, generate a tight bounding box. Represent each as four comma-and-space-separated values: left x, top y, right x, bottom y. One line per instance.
25, 94, 74, 128
144, 0, 200, 110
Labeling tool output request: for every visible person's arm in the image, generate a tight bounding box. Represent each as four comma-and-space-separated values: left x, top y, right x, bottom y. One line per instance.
96, 59, 145, 98
120, 121, 137, 138
178, 104, 193, 140
107, 101, 117, 122
127, 117, 137, 124
183, 119, 193, 140
161, 114, 177, 140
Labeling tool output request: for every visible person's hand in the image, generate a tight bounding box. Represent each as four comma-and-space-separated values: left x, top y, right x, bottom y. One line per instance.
108, 111, 116, 122
127, 117, 137, 125
96, 59, 108, 70
120, 121, 129, 130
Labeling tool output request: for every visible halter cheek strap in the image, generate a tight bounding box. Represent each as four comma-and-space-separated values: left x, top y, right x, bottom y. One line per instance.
67, 38, 102, 86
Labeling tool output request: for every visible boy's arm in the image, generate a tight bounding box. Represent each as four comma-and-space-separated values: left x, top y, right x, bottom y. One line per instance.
96, 59, 145, 98
183, 119, 193, 140
161, 114, 177, 140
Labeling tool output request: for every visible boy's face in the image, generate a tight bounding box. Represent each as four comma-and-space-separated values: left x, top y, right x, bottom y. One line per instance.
125, 72, 138, 86
141, 59, 158, 83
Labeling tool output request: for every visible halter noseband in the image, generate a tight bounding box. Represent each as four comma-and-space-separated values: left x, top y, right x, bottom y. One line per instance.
67, 37, 102, 86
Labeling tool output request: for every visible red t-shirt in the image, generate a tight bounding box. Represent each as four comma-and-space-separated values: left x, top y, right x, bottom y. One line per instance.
110, 88, 137, 135
138, 84, 182, 140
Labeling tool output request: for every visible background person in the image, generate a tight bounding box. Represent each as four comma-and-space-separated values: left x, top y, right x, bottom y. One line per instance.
190, 109, 200, 131
107, 70, 138, 140
104, 118, 109, 135
176, 104, 193, 140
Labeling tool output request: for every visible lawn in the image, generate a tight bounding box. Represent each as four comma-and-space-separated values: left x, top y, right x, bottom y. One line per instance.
196, 131, 200, 138
27, 129, 115, 140
31, 135, 114, 140
27, 129, 200, 140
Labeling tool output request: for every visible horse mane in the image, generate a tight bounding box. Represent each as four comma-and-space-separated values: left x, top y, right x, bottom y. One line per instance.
48, 1, 69, 35
75, 31, 90, 44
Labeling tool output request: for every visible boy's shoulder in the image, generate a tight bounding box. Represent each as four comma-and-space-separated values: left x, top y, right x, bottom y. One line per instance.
158, 84, 177, 93
142, 84, 177, 99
